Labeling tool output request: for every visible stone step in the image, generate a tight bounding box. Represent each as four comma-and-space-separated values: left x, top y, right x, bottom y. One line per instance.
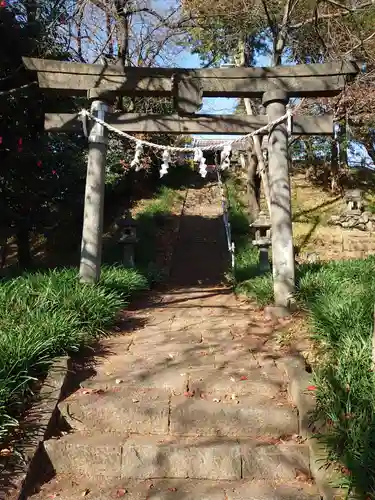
83, 359, 189, 393
43, 433, 310, 483
59, 386, 296, 438
187, 366, 286, 396
170, 394, 297, 437
127, 340, 278, 371
81, 361, 285, 398
33, 478, 321, 500
59, 387, 170, 434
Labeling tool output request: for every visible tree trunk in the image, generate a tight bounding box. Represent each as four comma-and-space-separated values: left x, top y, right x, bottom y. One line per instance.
246, 151, 261, 218
363, 140, 375, 164
330, 138, 340, 193
16, 223, 32, 270
330, 139, 342, 193
243, 98, 271, 213
235, 39, 271, 215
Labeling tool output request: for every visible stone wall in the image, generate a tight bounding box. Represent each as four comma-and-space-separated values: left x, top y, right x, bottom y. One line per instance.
329, 211, 375, 232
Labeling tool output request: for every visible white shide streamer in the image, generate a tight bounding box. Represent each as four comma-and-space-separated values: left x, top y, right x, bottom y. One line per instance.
160, 149, 171, 177
130, 141, 143, 171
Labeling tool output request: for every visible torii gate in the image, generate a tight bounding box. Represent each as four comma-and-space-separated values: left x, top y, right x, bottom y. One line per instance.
22, 57, 359, 315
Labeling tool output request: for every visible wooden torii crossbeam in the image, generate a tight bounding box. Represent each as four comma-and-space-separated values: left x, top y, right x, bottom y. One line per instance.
23, 57, 358, 99
21, 56, 360, 315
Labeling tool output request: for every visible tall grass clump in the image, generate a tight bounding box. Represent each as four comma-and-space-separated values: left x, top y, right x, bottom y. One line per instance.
0, 265, 148, 442
296, 258, 375, 498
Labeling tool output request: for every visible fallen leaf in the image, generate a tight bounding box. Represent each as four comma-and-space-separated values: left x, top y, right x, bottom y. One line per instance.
80, 388, 104, 395
116, 488, 127, 497
295, 470, 310, 482
0, 448, 12, 457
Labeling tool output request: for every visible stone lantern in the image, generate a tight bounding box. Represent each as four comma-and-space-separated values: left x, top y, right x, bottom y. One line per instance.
117, 215, 138, 268
344, 189, 364, 214
250, 211, 272, 272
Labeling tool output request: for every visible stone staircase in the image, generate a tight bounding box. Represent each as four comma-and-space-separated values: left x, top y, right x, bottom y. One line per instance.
30, 184, 321, 499
30, 289, 320, 500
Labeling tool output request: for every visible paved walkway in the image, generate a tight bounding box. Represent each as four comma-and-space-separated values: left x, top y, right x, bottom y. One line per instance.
31, 183, 320, 499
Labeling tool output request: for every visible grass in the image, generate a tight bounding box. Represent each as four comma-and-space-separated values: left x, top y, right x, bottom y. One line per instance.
0, 266, 148, 443
226, 173, 375, 498
0, 181, 182, 446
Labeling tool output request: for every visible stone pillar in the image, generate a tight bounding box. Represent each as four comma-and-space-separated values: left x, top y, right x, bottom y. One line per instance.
262, 89, 295, 313
79, 93, 111, 284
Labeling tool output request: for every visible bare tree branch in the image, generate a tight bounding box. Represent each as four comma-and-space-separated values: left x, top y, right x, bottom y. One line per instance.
260, 0, 277, 36
323, 0, 353, 12
273, 0, 298, 65
290, 0, 375, 29
344, 30, 375, 55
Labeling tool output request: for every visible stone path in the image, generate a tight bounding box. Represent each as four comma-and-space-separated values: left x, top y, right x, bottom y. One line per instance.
30, 182, 320, 499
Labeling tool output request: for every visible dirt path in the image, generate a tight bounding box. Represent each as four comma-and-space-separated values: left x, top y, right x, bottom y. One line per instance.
29, 182, 320, 499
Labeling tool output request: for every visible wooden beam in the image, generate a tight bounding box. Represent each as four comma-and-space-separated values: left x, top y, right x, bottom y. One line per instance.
23, 57, 359, 78
45, 113, 333, 136
23, 57, 359, 98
